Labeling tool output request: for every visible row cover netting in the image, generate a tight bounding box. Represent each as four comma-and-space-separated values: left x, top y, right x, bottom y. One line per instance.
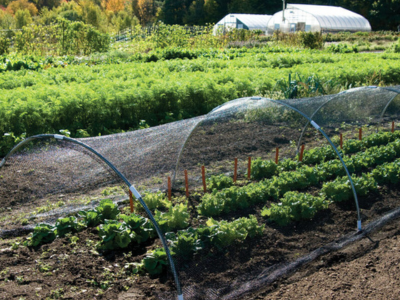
1, 85, 400, 299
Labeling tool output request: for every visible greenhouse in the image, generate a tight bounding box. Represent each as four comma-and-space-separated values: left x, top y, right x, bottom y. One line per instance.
213, 14, 272, 35
266, 4, 372, 34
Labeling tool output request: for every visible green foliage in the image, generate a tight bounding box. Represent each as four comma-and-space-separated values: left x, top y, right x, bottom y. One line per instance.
119, 213, 155, 243
327, 43, 358, 53
154, 203, 189, 232
302, 146, 339, 165
198, 132, 400, 218
0, 36, 9, 55
142, 248, 169, 275
251, 158, 277, 180
343, 139, 364, 154
261, 192, 330, 226
136, 192, 170, 212
24, 224, 56, 247
78, 210, 101, 227
371, 159, 400, 184
96, 199, 119, 221
55, 216, 84, 237
166, 228, 203, 260
299, 31, 323, 49
277, 158, 302, 172
13, 19, 109, 56
206, 215, 264, 249
97, 220, 133, 250
321, 174, 377, 202
206, 174, 233, 191
1, 49, 400, 156
15, 9, 33, 29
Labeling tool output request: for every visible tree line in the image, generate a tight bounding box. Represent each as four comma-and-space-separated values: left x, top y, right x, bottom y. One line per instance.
0, 0, 399, 32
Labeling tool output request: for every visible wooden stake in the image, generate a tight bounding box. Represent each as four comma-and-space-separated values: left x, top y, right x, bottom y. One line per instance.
299, 144, 305, 162
340, 133, 343, 149
392, 121, 395, 133
201, 166, 207, 193
359, 128, 362, 140
184, 170, 189, 198
129, 190, 134, 213
275, 147, 279, 164
167, 176, 172, 201
233, 158, 238, 183
247, 157, 251, 180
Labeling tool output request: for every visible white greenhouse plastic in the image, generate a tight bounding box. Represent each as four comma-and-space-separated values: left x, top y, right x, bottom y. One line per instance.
213, 14, 272, 35
267, 4, 372, 34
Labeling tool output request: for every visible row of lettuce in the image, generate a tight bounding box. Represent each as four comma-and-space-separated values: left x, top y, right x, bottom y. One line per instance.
0, 47, 304, 73
2, 51, 400, 156
197, 132, 400, 218
23, 130, 400, 276
24, 198, 263, 275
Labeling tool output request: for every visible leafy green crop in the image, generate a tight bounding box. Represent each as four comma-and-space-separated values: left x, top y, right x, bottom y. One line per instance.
136, 192, 170, 212
302, 146, 339, 165
207, 174, 234, 191
251, 158, 278, 180
261, 192, 330, 226
166, 228, 203, 260
78, 210, 101, 227
24, 224, 57, 247
2, 50, 400, 156
321, 174, 377, 202
142, 248, 169, 275
154, 203, 189, 232
119, 213, 155, 243
343, 139, 364, 154
371, 159, 400, 184
206, 215, 264, 249
96, 199, 119, 221
97, 220, 134, 250
55, 216, 84, 237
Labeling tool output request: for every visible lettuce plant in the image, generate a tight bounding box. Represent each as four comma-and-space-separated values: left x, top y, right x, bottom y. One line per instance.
24, 224, 57, 247
55, 216, 84, 237
96, 199, 119, 221
97, 220, 134, 250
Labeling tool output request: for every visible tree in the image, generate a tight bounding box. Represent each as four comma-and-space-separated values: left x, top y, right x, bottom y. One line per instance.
15, 8, 32, 28
7, 0, 38, 16
162, 0, 185, 24
78, 0, 105, 29
203, 0, 219, 23
183, 0, 204, 25
137, 0, 154, 25
103, 0, 124, 13
0, 9, 15, 29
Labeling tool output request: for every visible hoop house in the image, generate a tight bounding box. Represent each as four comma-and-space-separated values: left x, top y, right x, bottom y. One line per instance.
267, 4, 371, 34
0, 135, 184, 299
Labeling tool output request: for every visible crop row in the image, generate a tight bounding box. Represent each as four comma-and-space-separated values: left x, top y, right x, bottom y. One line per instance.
262, 156, 400, 226
197, 137, 400, 217
24, 197, 263, 275
1, 52, 400, 156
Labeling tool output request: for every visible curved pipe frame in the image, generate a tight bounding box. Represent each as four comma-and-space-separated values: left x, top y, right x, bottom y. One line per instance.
294, 86, 396, 153
173, 97, 362, 231
271, 99, 362, 231
0, 134, 184, 300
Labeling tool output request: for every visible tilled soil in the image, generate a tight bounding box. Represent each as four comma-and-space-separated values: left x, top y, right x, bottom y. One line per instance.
0, 182, 399, 300
250, 217, 400, 300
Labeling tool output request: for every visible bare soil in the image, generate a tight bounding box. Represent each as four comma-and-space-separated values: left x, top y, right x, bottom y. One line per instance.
0, 120, 399, 299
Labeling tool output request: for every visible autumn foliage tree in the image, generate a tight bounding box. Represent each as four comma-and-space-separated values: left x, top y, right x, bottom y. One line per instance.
7, 0, 38, 15
137, 0, 153, 25
102, 0, 123, 13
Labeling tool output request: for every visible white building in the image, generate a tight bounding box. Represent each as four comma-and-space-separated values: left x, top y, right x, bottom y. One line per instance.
267, 4, 372, 34
213, 14, 272, 35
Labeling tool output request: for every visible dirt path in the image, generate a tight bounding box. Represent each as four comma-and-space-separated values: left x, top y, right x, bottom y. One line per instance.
250, 217, 400, 300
